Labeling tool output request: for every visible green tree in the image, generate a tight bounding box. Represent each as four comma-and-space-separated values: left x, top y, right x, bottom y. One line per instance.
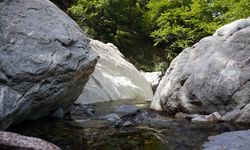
68, 0, 151, 47
66, 0, 250, 71
147, 0, 250, 63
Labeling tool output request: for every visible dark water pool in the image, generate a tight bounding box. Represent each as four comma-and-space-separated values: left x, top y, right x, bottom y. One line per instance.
7, 100, 250, 150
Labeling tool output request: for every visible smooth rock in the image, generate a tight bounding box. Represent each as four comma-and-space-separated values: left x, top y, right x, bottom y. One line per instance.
75, 39, 153, 104
0, 0, 98, 129
187, 114, 207, 119
122, 121, 133, 127
141, 71, 163, 91
191, 117, 208, 124
203, 130, 250, 150
151, 18, 250, 123
175, 112, 189, 119
0, 131, 61, 150
99, 113, 121, 123
205, 112, 222, 122
212, 112, 222, 120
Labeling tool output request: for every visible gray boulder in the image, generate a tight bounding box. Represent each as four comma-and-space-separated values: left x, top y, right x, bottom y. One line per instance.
151, 18, 250, 123
203, 130, 250, 150
0, 0, 98, 129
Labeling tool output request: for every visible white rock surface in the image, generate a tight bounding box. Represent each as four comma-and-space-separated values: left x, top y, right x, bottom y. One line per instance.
151, 18, 250, 123
141, 71, 162, 91
75, 39, 153, 104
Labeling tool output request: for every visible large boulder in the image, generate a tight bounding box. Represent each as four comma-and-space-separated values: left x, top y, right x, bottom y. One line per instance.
75, 39, 153, 104
0, 0, 98, 129
151, 18, 250, 123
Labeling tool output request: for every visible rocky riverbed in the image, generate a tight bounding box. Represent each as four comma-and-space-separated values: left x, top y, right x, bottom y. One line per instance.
7, 99, 250, 150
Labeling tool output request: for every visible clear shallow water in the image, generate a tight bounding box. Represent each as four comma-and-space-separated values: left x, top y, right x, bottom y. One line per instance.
8, 100, 250, 150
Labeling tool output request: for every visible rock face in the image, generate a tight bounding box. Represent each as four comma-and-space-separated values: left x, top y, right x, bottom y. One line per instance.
141, 71, 162, 92
203, 130, 250, 150
151, 18, 250, 123
75, 39, 153, 104
0, 0, 98, 129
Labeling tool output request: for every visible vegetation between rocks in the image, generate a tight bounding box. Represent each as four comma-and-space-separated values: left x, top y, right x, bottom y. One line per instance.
59, 0, 250, 71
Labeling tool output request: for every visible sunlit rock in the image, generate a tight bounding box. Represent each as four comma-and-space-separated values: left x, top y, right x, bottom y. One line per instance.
76, 39, 153, 104
151, 18, 250, 123
0, 0, 98, 129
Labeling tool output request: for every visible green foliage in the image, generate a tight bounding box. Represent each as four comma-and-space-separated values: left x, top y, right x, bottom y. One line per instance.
68, 0, 151, 45
67, 0, 250, 71
147, 0, 250, 64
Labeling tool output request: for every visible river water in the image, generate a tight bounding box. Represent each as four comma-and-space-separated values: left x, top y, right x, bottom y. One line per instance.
8, 99, 250, 150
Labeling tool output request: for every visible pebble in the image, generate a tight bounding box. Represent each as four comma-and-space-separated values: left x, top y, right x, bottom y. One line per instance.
122, 121, 133, 127
99, 113, 121, 123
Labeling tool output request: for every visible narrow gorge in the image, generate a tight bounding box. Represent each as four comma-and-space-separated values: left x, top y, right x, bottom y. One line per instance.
0, 0, 249, 150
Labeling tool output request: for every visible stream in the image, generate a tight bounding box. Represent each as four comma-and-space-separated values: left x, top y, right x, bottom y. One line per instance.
8, 99, 250, 150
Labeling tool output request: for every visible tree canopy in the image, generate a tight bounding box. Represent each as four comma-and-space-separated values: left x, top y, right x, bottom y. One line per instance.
67, 0, 250, 71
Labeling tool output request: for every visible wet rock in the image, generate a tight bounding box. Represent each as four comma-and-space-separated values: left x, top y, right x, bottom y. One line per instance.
212, 112, 222, 120
75, 39, 153, 104
84, 107, 94, 117
70, 104, 95, 119
186, 114, 207, 120
0, 0, 98, 129
51, 108, 64, 119
151, 18, 250, 124
175, 112, 189, 119
203, 130, 250, 150
134, 112, 149, 123
122, 121, 133, 127
191, 117, 208, 124
0, 131, 61, 150
114, 120, 122, 128
205, 112, 222, 122
99, 113, 121, 123
191, 112, 222, 123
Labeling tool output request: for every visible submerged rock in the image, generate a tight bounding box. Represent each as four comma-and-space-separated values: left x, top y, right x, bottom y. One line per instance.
75, 39, 153, 104
203, 130, 250, 150
99, 113, 121, 123
151, 18, 250, 123
0, 0, 98, 129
